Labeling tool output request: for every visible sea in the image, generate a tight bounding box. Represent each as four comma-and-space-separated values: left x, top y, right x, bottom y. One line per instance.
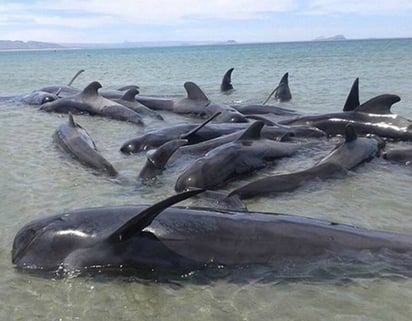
1, 38, 412, 320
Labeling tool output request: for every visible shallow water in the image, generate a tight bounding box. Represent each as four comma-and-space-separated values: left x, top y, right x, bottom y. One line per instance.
1, 39, 412, 320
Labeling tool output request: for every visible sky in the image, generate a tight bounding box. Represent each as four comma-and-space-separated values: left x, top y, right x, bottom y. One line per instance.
0, 0, 412, 44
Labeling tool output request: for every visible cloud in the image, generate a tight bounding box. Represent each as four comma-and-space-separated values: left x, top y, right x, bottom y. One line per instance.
0, 13, 113, 29
0, 0, 299, 42
0, 0, 411, 43
1, 28, 83, 43
304, 0, 412, 16
33, 0, 298, 24
31, 15, 114, 29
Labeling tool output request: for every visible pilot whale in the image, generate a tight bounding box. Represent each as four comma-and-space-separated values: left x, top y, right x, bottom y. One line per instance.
136, 118, 322, 181
281, 78, 412, 140
120, 121, 249, 154
138, 139, 188, 180
21, 69, 85, 105
137, 82, 248, 123
40, 81, 144, 125
53, 114, 118, 176
112, 88, 164, 120
275, 72, 292, 102
262, 72, 292, 104
174, 121, 301, 191
220, 67, 234, 92
11, 190, 412, 279
228, 125, 385, 199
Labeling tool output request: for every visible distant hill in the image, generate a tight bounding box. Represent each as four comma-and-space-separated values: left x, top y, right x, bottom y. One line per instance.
60, 40, 237, 49
0, 39, 236, 50
313, 35, 347, 42
0, 40, 64, 50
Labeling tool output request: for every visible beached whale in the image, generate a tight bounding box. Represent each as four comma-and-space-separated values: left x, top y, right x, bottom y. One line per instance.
138, 139, 188, 180
228, 125, 385, 199
53, 114, 118, 176
232, 104, 299, 117
137, 119, 320, 181
174, 121, 301, 191
21, 69, 85, 105
120, 121, 249, 154
112, 88, 164, 120
136, 81, 248, 123
11, 190, 412, 279
281, 78, 412, 140
40, 81, 144, 125
21, 90, 60, 105
281, 94, 409, 138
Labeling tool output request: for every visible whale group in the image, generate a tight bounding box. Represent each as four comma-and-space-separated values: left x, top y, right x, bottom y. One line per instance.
8, 68, 412, 282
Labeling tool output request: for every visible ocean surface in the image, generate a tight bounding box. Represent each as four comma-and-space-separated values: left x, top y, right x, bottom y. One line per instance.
1, 38, 412, 320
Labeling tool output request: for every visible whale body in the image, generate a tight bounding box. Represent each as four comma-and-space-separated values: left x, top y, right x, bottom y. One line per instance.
12, 190, 412, 279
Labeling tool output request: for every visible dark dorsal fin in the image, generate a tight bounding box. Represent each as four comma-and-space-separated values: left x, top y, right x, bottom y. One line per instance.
107, 189, 205, 242
180, 112, 221, 140
68, 113, 76, 127
82, 81, 102, 96
345, 124, 357, 142
238, 121, 265, 141
343, 78, 360, 112
148, 139, 187, 169
262, 72, 288, 106
355, 94, 401, 114
184, 82, 209, 101
139, 139, 188, 179
279, 72, 289, 85
67, 69, 85, 86
121, 88, 140, 102
221, 67, 234, 92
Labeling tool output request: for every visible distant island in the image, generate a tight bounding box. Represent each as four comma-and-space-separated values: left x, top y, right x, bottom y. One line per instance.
0, 39, 238, 50
312, 35, 347, 42
0, 40, 64, 50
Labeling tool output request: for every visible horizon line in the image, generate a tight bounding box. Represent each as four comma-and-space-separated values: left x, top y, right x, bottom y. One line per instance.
0, 36, 411, 51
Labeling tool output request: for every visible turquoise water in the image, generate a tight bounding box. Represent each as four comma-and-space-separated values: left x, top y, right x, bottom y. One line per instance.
1, 39, 412, 320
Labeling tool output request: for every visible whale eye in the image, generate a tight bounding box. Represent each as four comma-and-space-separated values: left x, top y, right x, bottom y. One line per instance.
230, 115, 248, 123
120, 143, 136, 154
41, 96, 56, 104
223, 111, 248, 123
